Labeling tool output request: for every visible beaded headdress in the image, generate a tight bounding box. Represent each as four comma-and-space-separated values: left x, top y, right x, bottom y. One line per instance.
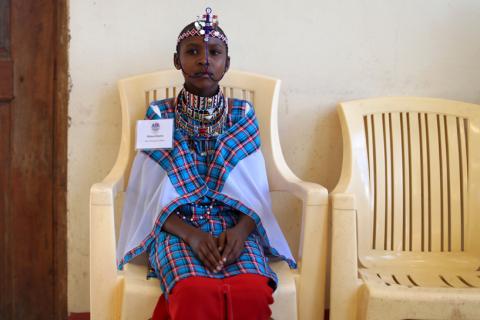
176, 7, 229, 83
177, 7, 228, 47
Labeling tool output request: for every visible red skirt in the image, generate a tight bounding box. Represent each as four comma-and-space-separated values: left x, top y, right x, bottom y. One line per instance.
152, 274, 274, 320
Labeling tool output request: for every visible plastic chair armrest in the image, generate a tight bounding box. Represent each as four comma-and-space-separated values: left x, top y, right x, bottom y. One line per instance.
296, 200, 329, 320
271, 168, 328, 206
269, 164, 329, 319
330, 192, 360, 320
90, 156, 129, 319
90, 200, 122, 320
90, 164, 127, 206
332, 192, 355, 210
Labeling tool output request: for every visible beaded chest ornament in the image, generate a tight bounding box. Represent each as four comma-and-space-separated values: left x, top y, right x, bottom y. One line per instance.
175, 88, 228, 138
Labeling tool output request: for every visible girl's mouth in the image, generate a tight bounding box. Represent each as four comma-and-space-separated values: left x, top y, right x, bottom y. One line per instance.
191, 71, 213, 79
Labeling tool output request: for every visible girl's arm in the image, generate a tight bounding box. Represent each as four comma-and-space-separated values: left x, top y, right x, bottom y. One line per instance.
235, 214, 256, 237
163, 214, 224, 272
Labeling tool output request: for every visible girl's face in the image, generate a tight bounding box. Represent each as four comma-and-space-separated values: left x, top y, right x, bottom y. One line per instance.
174, 36, 229, 97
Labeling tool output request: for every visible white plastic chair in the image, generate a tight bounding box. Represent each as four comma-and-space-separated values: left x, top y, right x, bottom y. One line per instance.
90, 69, 329, 320
330, 97, 480, 320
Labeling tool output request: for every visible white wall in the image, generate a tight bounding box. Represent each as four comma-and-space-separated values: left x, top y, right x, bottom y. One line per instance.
68, 0, 480, 312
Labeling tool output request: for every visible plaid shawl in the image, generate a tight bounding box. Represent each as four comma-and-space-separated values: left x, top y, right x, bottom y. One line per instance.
118, 98, 296, 270
149, 204, 277, 297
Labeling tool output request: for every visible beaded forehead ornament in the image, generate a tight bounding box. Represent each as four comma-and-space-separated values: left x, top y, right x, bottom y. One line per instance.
177, 7, 228, 47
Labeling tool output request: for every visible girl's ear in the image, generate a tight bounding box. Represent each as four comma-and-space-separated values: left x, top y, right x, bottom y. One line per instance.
173, 53, 181, 70
225, 56, 230, 72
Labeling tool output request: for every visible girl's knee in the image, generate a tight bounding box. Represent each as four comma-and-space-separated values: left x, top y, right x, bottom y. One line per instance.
167, 275, 274, 320
227, 275, 274, 320
168, 277, 222, 320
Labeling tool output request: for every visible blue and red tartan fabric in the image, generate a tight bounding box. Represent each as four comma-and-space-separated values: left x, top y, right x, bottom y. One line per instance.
117, 97, 296, 295
149, 200, 277, 297
143, 97, 261, 196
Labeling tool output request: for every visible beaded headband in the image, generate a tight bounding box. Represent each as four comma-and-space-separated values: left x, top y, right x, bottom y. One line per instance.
177, 7, 228, 46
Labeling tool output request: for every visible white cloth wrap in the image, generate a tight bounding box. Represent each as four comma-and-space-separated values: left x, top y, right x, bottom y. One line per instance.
117, 149, 295, 266
221, 150, 295, 262
116, 152, 180, 263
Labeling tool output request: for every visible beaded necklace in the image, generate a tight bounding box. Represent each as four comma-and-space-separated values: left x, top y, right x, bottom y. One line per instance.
175, 88, 227, 138
182, 88, 224, 111
178, 102, 224, 124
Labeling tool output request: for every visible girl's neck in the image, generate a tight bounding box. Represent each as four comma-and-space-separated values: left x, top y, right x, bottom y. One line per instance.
183, 83, 219, 97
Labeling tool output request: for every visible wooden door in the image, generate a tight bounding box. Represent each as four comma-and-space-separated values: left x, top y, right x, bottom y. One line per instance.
0, 1, 67, 319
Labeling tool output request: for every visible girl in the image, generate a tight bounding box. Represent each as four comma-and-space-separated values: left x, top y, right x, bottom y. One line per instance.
117, 8, 296, 320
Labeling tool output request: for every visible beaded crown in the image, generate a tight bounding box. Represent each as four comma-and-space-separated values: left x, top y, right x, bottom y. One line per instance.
177, 7, 228, 47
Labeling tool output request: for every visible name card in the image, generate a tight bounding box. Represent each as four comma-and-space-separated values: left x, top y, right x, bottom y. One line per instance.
135, 119, 174, 150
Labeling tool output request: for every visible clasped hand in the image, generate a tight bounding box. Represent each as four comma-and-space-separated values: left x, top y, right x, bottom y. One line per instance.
186, 226, 250, 273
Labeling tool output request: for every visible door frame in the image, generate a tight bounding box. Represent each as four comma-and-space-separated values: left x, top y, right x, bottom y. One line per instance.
53, 0, 69, 318
2, 1, 68, 317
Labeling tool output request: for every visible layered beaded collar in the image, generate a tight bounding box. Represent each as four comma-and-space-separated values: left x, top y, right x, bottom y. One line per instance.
175, 87, 227, 138
181, 87, 224, 111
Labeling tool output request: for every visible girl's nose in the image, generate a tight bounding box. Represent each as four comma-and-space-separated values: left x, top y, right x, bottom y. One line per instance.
197, 57, 209, 66
197, 48, 209, 66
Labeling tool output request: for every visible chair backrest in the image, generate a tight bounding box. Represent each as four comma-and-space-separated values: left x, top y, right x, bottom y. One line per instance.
336, 97, 480, 265
117, 69, 291, 189
115, 69, 302, 255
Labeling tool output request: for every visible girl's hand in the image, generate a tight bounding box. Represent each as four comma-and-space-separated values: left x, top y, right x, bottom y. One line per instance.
185, 228, 223, 272
217, 226, 249, 265
218, 214, 256, 265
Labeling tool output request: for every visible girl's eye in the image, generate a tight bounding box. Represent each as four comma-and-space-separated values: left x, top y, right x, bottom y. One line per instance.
186, 49, 198, 55
210, 50, 222, 56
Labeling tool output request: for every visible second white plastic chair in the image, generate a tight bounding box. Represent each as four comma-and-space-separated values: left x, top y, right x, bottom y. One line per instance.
331, 97, 480, 320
